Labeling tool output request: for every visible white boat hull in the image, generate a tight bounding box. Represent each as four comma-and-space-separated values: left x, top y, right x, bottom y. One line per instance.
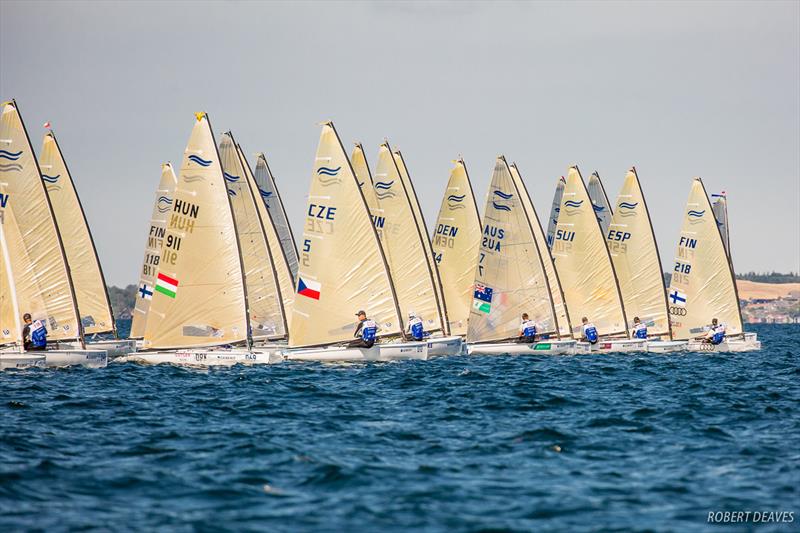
575, 339, 648, 353
116, 348, 282, 366
0, 353, 46, 370
284, 342, 428, 362
467, 340, 577, 355
646, 340, 689, 353
427, 336, 464, 356
62, 339, 137, 358
45, 350, 108, 368
687, 333, 761, 353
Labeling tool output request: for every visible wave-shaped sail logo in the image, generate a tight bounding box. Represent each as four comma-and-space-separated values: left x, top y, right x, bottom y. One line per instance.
41, 174, 60, 183
188, 155, 212, 167
259, 188, 273, 199
157, 195, 173, 213
564, 200, 583, 208
493, 190, 513, 200
227, 189, 237, 196
447, 194, 466, 210
0, 162, 22, 172
317, 166, 342, 187
592, 204, 605, 212
618, 202, 638, 210
687, 210, 705, 218
492, 202, 511, 212
0, 150, 22, 161
618, 201, 638, 218
223, 172, 240, 183
375, 180, 396, 200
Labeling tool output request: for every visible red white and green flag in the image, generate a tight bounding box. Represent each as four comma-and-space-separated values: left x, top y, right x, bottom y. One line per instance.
155, 273, 178, 298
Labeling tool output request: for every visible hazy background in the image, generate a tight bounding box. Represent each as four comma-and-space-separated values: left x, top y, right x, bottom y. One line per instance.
1, 0, 798, 286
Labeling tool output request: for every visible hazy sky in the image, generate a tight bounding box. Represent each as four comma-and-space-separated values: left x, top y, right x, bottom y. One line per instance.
2, 1, 798, 286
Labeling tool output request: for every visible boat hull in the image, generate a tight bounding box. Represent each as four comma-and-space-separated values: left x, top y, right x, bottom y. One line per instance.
686, 334, 761, 353
45, 350, 108, 368
0, 353, 46, 370
575, 339, 648, 353
62, 339, 137, 358
467, 340, 577, 355
284, 342, 428, 362
427, 336, 464, 356
646, 340, 689, 353
116, 348, 282, 366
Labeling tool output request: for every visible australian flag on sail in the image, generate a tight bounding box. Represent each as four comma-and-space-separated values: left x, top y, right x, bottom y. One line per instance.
473, 284, 493, 314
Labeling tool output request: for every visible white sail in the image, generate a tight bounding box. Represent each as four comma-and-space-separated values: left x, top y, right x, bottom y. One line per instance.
546, 176, 565, 248
0, 100, 81, 342
130, 163, 178, 339
392, 150, 449, 333
289, 122, 402, 347
587, 171, 613, 235
467, 156, 557, 343
0, 222, 21, 344
143, 113, 248, 349
607, 168, 671, 337
39, 131, 115, 335
351, 143, 381, 215
668, 178, 743, 339
510, 163, 573, 338
552, 166, 627, 337
253, 153, 300, 283
431, 158, 481, 337
711, 192, 730, 260
367, 144, 443, 333
220, 132, 287, 340
239, 145, 295, 320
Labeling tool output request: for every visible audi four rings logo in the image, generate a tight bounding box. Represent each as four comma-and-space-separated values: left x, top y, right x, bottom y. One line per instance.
698, 343, 716, 351
670, 307, 688, 316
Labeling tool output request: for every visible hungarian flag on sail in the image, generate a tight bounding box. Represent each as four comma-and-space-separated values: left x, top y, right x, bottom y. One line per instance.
297, 277, 321, 300
155, 273, 178, 299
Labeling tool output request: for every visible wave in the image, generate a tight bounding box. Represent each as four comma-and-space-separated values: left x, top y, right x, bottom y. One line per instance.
157, 196, 173, 204
227, 189, 236, 196
259, 188, 273, 198
447, 194, 465, 202
0, 163, 22, 172
618, 202, 638, 210
223, 172, 240, 183
376, 190, 396, 199
687, 210, 705, 218
493, 190, 513, 200
592, 204, 605, 212
564, 200, 583, 208
0, 149, 22, 161
41, 174, 61, 183
187, 155, 212, 167
318, 175, 341, 186
317, 166, 341, 176
374, 181, 394, 190
183, 174, 205, 183
492, 201, 511, 211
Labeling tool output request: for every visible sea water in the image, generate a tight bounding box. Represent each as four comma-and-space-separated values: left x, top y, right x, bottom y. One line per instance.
1, 323, 797, 531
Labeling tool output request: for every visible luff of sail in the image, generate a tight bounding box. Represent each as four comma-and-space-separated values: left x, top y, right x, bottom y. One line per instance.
130, 163, 178, 339
372, 144, 443, 334
711, 193, 730, 260
546, 176, 565, 248
552, 166, 627, 338
393, 150, 449, 334
221, 132, 286, 340
289, 122, 402, 347
0, 100, 81, 342
0, 222, 22, 344
430, 158, 481, 337
240, 145, 295, 322
587, 171, 613, 235
467, 156, 557, 343
40, 131, 115, 335
668, 178, 743, 339
351, 143, 380, 214
143, 113, 248, 349
607, 168, 671, 338
254, 153, 300, 283
510, 163, 572, 338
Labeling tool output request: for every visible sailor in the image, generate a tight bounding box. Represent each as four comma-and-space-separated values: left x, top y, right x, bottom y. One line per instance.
701, 318, 726, 345
517, 313, 537, 343
631, 316, 648, 340
349, 310, 379, 348
581, 317, 599, 344
21, 313, 47, 352
406, 311, 428, 341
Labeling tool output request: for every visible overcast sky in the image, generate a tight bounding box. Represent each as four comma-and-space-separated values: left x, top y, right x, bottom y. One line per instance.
2, 1, 798, 286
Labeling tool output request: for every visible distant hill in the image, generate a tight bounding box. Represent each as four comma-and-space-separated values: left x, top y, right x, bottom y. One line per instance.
108, 284, 137, 319
736, 272, 800, 284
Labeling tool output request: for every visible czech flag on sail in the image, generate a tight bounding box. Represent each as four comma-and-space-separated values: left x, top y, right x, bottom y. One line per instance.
298, 277, 321, 300
155, 273, 178, 299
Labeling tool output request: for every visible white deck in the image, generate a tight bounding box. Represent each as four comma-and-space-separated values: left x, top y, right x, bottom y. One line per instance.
467, 340, 577, 356
284, 342, 428, 362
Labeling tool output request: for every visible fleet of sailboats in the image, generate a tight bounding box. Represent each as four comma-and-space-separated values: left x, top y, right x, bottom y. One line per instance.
1, 100, 762, 369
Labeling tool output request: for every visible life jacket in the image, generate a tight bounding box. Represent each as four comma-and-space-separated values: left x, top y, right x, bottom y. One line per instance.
583, 323, 598, 343
633, 323, 648, 339
711, 325, 725, 345
31, 320, 47, 348
361, 319, 377, 341
521, 319, 536, 338
408, 317, 425, 341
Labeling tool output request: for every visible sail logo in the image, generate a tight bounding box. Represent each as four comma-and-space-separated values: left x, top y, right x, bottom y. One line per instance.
473, 284, 493, 314
227, 189, 237, 196
668, 289, 687, 307
374, 181, 396, 200
592, 204, 605, 212
259, 188, 273, 201
155, 273, 178, 299
156, 196, 173, 213
317, 166, 342, 187
447, 194, 466, 210
0, 149, 22, 161
223, 172, 240, 183
188, 154, 212, 167
687, 209, 705, 218
297, 277, 321, 300
492, 190, 513, 212
618, 201, 638, 217
41, 174, 60, 183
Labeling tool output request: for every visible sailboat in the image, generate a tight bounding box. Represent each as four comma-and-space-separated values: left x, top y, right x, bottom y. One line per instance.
466, 156, 576, 355
0, 100, 107, 368
284, 122, 427, 361
430, 158, 481, 338
253, 153, 299, 284
587, 171, 613, 234
546, 176, 565, 248
390, 149, 462, 356
605, 168, 686, 353
510, 163, 573, 338
668, 178, 759, 352
39, 130, 135, 357
130, 162, 178, 342
119, 112, 280, 366
552, 165, 645, 352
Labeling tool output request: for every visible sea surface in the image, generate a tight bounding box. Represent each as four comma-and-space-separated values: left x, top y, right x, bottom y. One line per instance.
1, 323, 798, 532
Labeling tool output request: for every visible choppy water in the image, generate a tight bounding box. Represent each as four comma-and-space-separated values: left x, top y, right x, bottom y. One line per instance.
1, 323, 798, 532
